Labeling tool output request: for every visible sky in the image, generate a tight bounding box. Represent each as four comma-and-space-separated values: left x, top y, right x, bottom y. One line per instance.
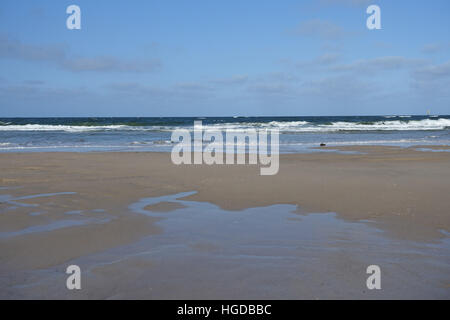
0, 0, 449, 117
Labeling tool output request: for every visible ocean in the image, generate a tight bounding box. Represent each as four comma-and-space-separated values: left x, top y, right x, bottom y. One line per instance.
0, 115, 449, 153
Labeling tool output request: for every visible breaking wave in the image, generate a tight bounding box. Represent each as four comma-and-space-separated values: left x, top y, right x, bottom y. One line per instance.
0, 118, 449, 132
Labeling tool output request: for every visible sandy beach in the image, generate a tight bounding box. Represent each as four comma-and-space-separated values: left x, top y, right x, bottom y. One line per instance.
2, 0, 450, 303
0, 146, 449, 299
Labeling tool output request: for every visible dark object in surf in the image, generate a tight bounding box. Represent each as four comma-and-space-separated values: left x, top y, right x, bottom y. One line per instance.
320, 143, 326, 147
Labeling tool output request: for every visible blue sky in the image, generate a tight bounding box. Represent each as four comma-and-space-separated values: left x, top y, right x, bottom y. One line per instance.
0, 0, 449, 116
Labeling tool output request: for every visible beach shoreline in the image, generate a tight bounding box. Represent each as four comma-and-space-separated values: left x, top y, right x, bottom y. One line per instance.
1, 145, 449, 298
1, 146, 449, 240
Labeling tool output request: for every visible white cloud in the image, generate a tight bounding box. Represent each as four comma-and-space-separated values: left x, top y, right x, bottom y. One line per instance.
0, 35, 161, 73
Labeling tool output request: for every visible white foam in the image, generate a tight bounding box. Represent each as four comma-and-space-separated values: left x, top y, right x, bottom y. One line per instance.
316, 119, 450, 132
0, 124, 137, 132
190, 119, 450, 132
0, 118, 448, 133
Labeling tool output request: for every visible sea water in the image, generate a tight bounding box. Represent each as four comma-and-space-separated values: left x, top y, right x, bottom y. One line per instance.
0, 115, 449, 153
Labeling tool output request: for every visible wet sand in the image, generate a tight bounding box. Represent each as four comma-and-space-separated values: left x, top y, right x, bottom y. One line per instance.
0, 146, 449, 299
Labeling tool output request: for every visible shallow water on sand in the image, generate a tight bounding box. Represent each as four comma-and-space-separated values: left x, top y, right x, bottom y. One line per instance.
3, 191, 448, 299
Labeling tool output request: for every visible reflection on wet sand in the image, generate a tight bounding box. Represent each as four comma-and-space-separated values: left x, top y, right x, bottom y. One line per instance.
1, 191, 448, 299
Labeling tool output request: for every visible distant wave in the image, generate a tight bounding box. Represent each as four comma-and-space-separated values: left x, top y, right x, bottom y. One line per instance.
383, 115, 412, 118
0, 124, 148, 132
189, 119, 450, 132
195, 121, 310, 131
309, 118, 450, 132
0, 118, 449, 132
